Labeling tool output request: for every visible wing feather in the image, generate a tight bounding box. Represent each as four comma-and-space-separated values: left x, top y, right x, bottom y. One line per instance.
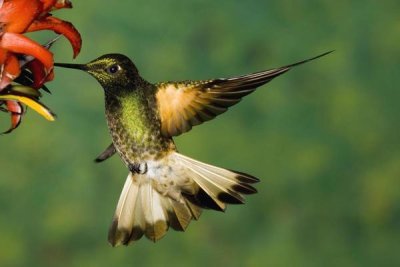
156, 51, 332, 137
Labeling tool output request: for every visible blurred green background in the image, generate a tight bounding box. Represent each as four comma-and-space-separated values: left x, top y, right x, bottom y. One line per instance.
1, 0, 399, 266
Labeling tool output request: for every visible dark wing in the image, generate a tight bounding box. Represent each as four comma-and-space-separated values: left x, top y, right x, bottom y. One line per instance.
95, 143, 116, 163
155, 51, 332, 137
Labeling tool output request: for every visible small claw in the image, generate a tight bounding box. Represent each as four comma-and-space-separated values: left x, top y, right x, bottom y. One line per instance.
26, 16, 82, 58
0, 93, 55, 121
0, 0, 42, 33
0, 32, 54, 72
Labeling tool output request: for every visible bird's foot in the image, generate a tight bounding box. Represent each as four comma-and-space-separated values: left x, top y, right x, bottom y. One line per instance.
128, 163, 148, 174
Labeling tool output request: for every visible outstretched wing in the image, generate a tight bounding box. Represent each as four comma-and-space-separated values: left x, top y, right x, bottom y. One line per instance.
155, 51, 332, 137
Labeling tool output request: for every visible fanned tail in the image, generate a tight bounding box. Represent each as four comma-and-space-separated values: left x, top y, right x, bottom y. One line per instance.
108, 152, 259, 246
175, 153, 259, 211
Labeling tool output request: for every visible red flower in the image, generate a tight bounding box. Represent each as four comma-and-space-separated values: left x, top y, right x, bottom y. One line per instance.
0, 0, 82, 133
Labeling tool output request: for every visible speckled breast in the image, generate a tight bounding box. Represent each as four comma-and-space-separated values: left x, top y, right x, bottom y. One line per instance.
104, 93, 175, 166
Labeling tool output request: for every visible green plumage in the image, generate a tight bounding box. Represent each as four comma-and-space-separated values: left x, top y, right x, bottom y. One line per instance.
55, 54, 175, 165
104, 82, 173, 163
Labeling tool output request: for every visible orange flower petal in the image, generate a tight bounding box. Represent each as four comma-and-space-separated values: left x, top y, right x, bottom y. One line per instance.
0, 48, 7, 65
0, 0, 42, 33
39, 0, 57, 13
2, 100, 23, 134
27, 15, 82, 58
0, 53, 21, 89
46, 69, 55, 82
3, 53, 20, 77
0, 32, 54, 71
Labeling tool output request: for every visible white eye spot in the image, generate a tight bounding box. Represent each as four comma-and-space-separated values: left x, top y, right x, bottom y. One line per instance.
106, 64, 121, 74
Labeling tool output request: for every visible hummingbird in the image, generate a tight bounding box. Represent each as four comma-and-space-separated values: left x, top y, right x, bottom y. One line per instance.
54, 50, 332, 246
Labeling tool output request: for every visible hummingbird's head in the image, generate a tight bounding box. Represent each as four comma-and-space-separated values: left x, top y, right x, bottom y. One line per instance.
55, 53, 141, 94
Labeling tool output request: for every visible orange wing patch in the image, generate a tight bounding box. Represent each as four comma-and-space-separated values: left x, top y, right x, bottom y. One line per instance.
155, 51, 332, 137
156, 82, 212, 136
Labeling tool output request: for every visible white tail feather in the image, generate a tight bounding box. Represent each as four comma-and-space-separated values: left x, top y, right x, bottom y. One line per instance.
115, 173, 139, 231
108, 152, 258, 246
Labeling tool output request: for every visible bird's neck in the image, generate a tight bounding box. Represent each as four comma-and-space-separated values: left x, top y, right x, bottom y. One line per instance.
105, 86, 155, 126
105, 89, 148, 116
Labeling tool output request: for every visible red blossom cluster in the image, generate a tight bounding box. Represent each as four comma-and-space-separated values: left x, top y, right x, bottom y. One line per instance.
0, 0, 81, 133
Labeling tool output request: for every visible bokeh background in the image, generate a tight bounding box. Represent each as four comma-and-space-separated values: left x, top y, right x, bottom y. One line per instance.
1, 1, 399, 266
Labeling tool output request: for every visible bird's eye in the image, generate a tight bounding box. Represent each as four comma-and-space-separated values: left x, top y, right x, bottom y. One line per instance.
106, 64, 121, 74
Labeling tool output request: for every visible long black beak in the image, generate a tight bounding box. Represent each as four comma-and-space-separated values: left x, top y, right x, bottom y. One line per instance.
54, 62, 88, 71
